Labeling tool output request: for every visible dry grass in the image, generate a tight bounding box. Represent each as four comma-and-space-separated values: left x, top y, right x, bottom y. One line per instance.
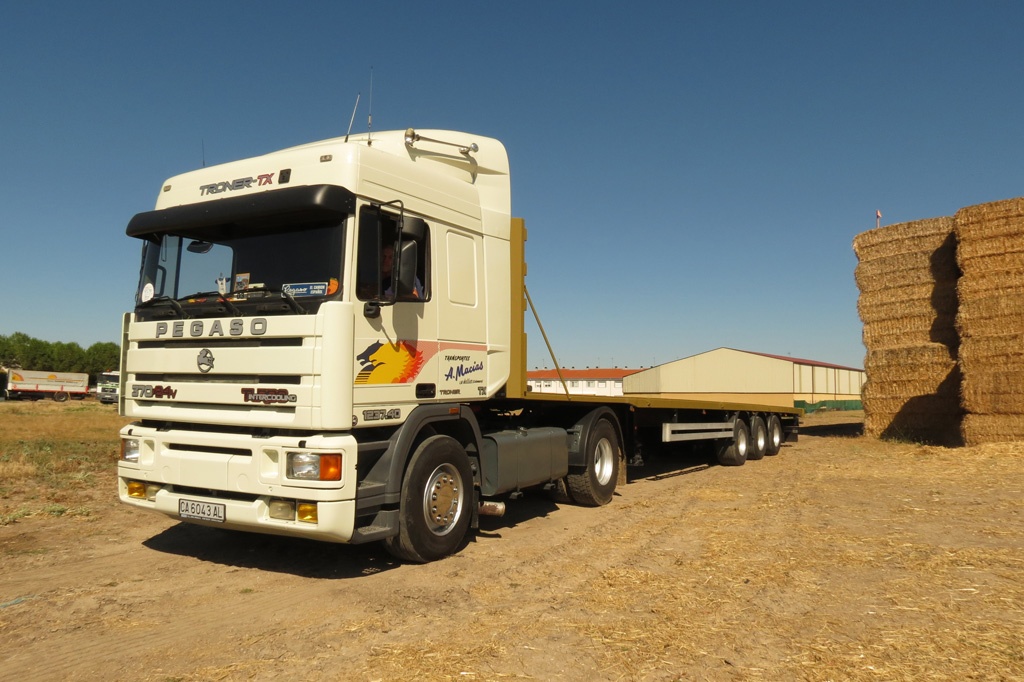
0, 400, 130, 524
338, 428, 1024, 681
2, 406, 1023, 681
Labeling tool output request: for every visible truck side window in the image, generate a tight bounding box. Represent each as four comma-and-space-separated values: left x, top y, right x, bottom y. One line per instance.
355, 206, 430, 302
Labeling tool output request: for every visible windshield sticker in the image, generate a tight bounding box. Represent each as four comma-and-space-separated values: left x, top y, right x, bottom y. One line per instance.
234, 273, 250, 290
282, 282, 329, 297
141, 282, 154, 303
327, 278, 339, 295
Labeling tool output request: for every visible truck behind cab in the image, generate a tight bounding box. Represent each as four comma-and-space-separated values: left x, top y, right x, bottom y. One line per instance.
117, 129, 798, 562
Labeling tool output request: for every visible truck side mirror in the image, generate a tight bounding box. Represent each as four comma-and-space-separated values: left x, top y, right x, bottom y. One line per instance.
397, 240, 419, 298
402, 217, 427, 242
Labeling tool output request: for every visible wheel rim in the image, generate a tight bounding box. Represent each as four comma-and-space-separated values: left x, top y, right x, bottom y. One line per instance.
755, 426, 766, 450
593, 437, 615, 486
422, 463, 464, 536
736, 429, 749, 457
770, 423, 782, 448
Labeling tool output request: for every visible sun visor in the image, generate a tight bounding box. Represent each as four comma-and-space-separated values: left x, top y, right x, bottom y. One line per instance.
126, 185, 357, 240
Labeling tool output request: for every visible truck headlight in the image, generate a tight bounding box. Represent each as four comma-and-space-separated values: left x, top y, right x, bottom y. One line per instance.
286, 452, 342, 481
121, 438, 140, 463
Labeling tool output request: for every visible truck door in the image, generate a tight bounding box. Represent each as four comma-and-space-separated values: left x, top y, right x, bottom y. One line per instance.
352, 204, 437, 410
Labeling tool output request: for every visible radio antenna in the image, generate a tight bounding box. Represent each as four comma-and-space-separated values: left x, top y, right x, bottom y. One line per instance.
344, 92, 360, 142
367, 67, 374, 144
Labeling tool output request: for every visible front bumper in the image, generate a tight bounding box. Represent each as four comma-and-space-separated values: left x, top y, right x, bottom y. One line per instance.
117, 423, 359, 543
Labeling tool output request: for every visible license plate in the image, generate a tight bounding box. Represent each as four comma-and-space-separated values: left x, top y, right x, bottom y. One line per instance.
178, 498, 226, 523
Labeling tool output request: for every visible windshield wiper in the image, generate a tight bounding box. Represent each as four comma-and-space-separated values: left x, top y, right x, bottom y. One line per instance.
237, 286, 307, 314
138, 295, 190, 318
176, 291, 243, 317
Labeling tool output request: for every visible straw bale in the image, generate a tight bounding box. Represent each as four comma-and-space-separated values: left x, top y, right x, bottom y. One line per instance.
862, 373, 960, 403
956, 250, 1024, 276
865, 403, 963, 445
954, 197, 1024, 242
862, 344, 962, 444
852, 216, 955, 262
857, 281, 958, 324
955, 198, 1024, 271
955, 303, 1024, 339
864, 343, 956, 371
862, 314, 958, 350
956, 332, 1024, 362
962, 368, 1024, 414
956, 270, 1024, 300
961, 412, 1024, 446
855, 261, 955, 293
863, 394, 961, 419
854, 244, 959, 293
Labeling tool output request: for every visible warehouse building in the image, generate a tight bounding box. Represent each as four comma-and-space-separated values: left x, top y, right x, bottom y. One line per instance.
526, 368, 637, 397
623, 348, 865, 411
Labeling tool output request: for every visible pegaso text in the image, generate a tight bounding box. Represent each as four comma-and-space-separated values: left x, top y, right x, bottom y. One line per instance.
155, 319, 268, 338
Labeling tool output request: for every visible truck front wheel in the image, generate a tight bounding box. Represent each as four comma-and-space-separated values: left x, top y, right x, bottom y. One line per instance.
385, 435, 474, 563
567, 418, 620, 506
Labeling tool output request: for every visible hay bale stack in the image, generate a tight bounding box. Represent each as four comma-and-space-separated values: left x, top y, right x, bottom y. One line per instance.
955, 198, 1024, 445
853, 217, 962, 444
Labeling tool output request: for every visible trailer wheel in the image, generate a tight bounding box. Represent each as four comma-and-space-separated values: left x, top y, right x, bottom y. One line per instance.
384, 435, 473, 563
765, 415, 783, 456
716, 418, 750, 466
53, 392, 70, 403
748, 416, 767, 460
567, 418, 620, 506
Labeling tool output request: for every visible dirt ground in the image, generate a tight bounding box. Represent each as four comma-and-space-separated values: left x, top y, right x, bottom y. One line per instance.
1, 406, 1022, 682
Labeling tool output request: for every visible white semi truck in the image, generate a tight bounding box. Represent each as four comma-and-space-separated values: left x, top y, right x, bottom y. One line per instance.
6, 369, 89, 401
117, 129, 799, 562
96, 370, 120, 404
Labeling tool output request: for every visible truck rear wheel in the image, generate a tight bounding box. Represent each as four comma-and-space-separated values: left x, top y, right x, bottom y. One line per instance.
716, 418, 750, 466
566, 418, 619, 506
384, 435, 473, 563
53, 392, 69, 403
748, 415, 767, 460
765, 415, 783, 456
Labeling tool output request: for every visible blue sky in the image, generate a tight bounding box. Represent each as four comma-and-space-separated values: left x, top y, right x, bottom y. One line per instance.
2, 1, 1022, 370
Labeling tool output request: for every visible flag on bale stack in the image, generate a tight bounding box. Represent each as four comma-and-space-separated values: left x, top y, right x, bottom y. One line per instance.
954, 198, 1024, 445
853, 217, 963, 445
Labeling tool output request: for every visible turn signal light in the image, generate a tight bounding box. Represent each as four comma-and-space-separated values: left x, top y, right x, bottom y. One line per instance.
127, 481, 146, 498
318, 454, 342, 481
297, 503, 318, 523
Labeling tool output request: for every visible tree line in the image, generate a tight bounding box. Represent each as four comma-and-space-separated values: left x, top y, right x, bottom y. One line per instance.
0, 332, 120, 379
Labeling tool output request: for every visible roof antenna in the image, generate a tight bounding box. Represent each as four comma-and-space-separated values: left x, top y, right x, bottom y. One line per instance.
344, 92, 360, 142
367, 66, 374, 146
201, 139, 206, 168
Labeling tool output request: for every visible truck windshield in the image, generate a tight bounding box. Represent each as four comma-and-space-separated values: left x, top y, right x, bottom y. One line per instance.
135, 219, 344, 319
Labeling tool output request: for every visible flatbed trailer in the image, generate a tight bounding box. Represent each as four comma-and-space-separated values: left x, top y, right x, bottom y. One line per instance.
116, 129, 799, 562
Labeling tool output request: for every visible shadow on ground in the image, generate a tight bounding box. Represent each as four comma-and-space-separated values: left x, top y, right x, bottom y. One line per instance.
799, 421, 865, 438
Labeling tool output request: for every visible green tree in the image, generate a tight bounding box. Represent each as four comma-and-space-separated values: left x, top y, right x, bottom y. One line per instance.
4, 332, 51, 370
84, 342, 121, 377
52, 341, 87, 373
